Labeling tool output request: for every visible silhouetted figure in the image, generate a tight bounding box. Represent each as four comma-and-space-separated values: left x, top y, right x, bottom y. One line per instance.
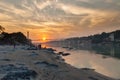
38, 44, 41, 50
13, 43, 16, 49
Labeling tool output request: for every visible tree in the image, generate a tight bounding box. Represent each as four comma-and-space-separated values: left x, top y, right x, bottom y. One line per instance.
0, 25, 5, 33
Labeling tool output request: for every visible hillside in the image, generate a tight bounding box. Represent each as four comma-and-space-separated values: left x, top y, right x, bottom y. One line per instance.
0, 32, 31, 45
46, 30, 120, 46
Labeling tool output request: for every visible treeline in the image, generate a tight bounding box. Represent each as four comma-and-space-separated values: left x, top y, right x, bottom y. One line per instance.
0, 32, 31, 45
45, 30, 120, 58
46, 30, 120, 47
0, 25, 31, 45
64, 30, 120, 44
88, 30, 120, 43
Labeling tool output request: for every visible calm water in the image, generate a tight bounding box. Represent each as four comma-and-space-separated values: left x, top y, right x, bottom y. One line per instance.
46, 46, 120, 79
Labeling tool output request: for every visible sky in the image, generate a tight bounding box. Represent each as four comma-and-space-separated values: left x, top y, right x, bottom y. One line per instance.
0, 0, 120, 41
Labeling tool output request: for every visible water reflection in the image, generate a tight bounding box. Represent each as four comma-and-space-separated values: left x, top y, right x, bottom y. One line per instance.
42, 44, 120, 79
49, 46, 120, 79
91, 45, 120, 59
44, 42, 120, 59
68, 49, 120, 79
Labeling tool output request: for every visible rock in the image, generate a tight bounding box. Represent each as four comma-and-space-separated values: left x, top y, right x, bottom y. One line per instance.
0, 64, 37, 80
46, 48, 56, 53
62, 53, 70, 56
35, 61, 58, 68
81, 68, 95, 71
58, 52, 70, 56
29, 53, 38, 57
1, 70, 37, 80
27, 46, 38, 50
58, 52, 64, 55
0, 59, 11, 61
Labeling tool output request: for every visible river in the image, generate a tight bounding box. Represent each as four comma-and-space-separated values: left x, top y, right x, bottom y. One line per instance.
44, 45, 120, 80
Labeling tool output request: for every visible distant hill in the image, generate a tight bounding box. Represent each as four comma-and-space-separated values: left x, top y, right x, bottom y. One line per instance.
87, 30, 120, 44
0, 32, 31, 45
63, 30, 120, 44
44, 30, 120, 59
45, 30, 120, 47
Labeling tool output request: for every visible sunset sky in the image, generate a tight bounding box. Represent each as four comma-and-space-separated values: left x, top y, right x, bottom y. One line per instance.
0, 0, 120, 41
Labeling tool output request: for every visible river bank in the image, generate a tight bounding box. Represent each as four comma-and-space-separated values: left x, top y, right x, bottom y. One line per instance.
0, 45, 117, 80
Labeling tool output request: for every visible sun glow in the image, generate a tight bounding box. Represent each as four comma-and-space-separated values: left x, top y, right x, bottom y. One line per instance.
42, 37, 46, 41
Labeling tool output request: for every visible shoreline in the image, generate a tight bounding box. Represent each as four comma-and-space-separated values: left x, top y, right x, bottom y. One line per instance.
0, 45, 117, 80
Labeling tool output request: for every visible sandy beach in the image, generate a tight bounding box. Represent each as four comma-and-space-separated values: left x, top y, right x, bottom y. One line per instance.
0, 45, 117, 80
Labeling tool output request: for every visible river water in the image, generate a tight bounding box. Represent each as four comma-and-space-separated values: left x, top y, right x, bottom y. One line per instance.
40, 42, 120, 79
45, 45, 120, 79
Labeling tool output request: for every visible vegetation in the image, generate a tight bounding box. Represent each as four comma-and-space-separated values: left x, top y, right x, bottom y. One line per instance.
0, 32, 31, 45
0, 25, 5, 33
63, 30, 120, 44
0, 25, 31, 45
46, 30, 120, 58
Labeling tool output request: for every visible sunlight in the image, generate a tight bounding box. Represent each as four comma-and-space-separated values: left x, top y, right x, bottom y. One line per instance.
42, 37, 46, 41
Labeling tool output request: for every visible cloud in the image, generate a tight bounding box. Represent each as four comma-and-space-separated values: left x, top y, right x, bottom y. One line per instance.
59, 0, 120, 12
0, 0, 120, 39
55, 3, 96, 15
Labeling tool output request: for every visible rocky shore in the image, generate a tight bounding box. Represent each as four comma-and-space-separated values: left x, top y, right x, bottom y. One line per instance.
0, 46, 117, 80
